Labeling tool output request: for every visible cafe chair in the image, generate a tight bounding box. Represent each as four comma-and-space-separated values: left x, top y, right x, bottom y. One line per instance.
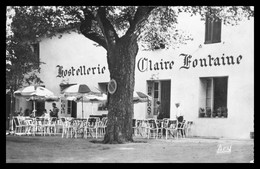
97, 117, 107, 137
165, 119, 178, 140
85, 117, 99, 139
162, 118, 169, 138
42, 118, 50, 136
25, 118, 37, 136
155, 119, 164, 138
177, 120, 186, 138
69, 119, 85, 139
60, 117, 67, 138
13, 117, 28, 136
44, 117, 57, 136
185, 121, 194, 137
35, 117, 45, 136
61, 118, 74, 138
140, 119, 149, 138
147, 119, 160, 139
133, 119, 143, 137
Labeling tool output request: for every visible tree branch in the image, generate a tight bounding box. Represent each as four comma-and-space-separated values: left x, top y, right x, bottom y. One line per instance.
95, 7, 119, 48
79, 7, 108, 50
125, 6, 156, 38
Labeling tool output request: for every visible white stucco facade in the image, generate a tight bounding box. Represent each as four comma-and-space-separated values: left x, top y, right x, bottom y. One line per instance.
18, 13, 253, 139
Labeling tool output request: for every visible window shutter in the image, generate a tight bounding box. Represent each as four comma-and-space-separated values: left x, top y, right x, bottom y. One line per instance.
213, 19, 221, 43
205, 17, 211, 42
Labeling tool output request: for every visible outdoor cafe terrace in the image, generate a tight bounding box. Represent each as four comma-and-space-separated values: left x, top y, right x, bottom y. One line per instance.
8, 116, 194, 140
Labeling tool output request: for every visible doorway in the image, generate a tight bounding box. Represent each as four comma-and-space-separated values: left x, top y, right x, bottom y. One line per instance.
147, 80, 171, 118
160, 80, 171, 118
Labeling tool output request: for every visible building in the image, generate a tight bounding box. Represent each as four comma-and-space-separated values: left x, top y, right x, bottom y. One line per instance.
15, 12, 254, 139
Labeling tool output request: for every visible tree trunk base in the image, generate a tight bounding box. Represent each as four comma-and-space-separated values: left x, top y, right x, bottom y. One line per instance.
103, 134, 134, 144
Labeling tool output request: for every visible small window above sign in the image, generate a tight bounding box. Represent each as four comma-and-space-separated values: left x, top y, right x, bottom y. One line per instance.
108, 79, 117, 94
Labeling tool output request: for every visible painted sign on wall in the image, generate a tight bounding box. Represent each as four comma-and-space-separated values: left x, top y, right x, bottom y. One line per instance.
56, 64, 106, 78
137, 53, 243, 72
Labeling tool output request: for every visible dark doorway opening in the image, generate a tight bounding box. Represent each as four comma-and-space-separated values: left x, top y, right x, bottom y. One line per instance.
160, 80, 171, 118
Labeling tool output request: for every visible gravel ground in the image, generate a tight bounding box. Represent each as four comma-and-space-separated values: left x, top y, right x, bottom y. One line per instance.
6, 134, 254, 163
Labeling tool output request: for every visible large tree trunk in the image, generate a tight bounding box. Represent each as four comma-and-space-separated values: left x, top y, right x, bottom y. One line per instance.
103, 36, 138, 144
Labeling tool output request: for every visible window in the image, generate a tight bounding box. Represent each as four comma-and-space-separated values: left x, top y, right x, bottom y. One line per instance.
98, 82, 108, 111
67, 100, 77, 118
199, 77, 228, 118
67, 101, 73, 114
154, 82, 159, 99
205, 15, 222, 44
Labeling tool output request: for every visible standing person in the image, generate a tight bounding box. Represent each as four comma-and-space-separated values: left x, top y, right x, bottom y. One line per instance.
50, 103, 59, 118
156, 101, 163, 120
175, 102, 184, 122
175, 102, 184, 137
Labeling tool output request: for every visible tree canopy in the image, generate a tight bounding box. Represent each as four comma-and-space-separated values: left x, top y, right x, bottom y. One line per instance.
7, 6, 254, 51
6, 6, 254, 89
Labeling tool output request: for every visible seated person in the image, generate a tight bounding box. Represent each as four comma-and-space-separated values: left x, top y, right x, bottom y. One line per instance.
19, 107, 24, 116
24, 109, 31, 116
175, 102, 185, 137
16, 112, 21, 116
41, 109, 50, 118
29, 110, 35, 118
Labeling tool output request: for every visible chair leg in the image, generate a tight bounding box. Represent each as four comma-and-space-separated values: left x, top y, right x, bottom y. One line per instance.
67, 128, 70, 138
63, 128, 67, 138
62, 128, 64, 138
53, 126, 55, 136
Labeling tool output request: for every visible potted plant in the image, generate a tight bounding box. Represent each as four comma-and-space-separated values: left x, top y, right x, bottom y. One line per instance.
206, 107, 211, 117
199, 107, 205, 117
217, 107, 222, 117
222, 107, 228, 118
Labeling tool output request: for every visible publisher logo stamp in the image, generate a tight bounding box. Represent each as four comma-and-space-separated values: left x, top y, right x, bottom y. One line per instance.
216, 144, 232, 154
